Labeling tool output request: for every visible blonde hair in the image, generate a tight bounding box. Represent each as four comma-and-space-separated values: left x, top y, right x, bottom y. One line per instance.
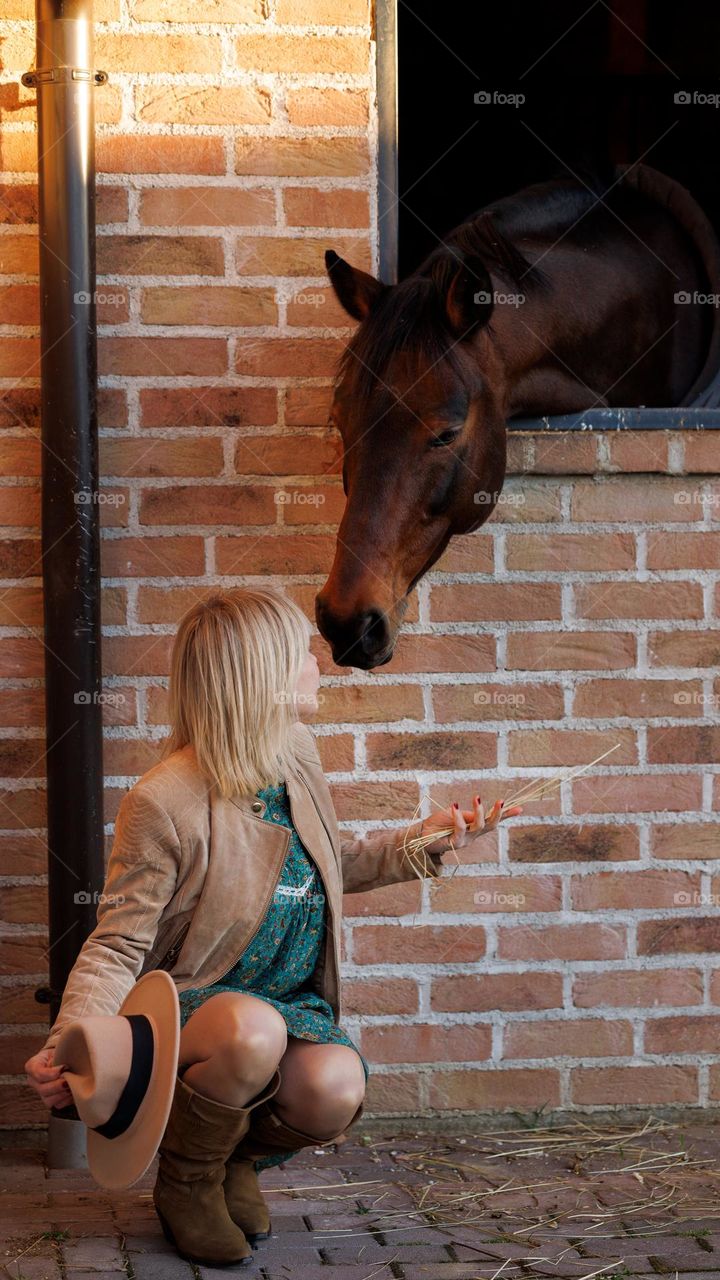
163, 585, 313, 799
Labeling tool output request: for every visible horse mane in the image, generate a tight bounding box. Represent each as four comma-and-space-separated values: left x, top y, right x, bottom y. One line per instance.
334, 209, 547, 400
442, 209, 546, 289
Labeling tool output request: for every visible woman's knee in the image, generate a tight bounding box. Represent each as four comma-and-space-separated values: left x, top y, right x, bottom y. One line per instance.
220, 998, 287, 1076
290, 1046, 366, 1115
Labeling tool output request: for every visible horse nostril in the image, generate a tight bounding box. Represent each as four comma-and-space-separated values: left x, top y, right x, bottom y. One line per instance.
358, 608, 390, 655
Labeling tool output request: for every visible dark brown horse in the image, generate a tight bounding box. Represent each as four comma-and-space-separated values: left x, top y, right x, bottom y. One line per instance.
315, 163, 720, 669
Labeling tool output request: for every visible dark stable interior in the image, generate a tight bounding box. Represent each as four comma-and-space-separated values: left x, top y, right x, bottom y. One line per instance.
397, 0, 720, 281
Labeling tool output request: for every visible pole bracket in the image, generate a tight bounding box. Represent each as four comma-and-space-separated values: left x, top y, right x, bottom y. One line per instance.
21, 66, 108, 87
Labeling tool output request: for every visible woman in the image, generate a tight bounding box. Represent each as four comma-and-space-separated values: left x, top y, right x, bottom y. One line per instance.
26, 585, 521, 1269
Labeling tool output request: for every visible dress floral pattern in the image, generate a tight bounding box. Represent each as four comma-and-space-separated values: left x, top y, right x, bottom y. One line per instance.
178, 779, 369, 1171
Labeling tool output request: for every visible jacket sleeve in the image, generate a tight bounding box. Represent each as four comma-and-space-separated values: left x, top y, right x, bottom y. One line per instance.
339, 821, 444, 894
41, 784, 181, 1057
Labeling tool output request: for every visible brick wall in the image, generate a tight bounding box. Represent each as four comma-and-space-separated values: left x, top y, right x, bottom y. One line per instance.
1, 0, 719, 1130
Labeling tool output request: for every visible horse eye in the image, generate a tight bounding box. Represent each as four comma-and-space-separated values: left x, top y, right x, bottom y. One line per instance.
430, 427, 461, 448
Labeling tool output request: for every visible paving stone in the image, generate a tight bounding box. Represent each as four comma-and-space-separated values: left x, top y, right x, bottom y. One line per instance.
64, 1273, 128, 1280
0, 1257, 62, 1280
398, 1268, 517, 1280
262, 1270, 405, 1280
132, 1254, 196, 1280
60, 1238, 125, 1269
4, 1123, 720, 1279
263, 1212, 308, 1232
121, 1234, 177, 1254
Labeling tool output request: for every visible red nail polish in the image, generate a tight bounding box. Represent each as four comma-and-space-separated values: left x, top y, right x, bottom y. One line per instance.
452, 802, 458, 809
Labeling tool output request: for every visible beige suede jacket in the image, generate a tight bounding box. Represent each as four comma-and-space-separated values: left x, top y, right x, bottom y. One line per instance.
42, 720, 438, 1055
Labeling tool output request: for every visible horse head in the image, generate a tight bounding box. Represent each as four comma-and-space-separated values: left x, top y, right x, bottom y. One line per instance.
315, 229, 516, 669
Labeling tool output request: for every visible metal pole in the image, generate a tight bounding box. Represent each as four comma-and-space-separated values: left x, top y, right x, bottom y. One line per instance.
22, 0, 107, 1165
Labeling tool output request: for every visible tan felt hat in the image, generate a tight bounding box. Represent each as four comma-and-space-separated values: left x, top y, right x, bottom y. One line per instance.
53, 969, 180, 1190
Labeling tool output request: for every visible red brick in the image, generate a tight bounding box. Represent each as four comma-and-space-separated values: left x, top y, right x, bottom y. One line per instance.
312, 684, 424, 725
645, 1015, 720, 1055
365, 730, 496, 772
96, 33, 223, 75
141, 285, 276, 328
647, 725, 720, 764
575, 581, 704, 620
505, 532, 635, 571
647, 530, 720, 569
352, 924, 486, 965
362, 1023, 491, 1065
215, 532, 335, 576
487, 482, 563, 524
649, 629, 720, 668
507, 728, 636, 768
571, 870, 701, 912
605, 431, 670, 472
342, 877, 422, 917
571, 1065, 697, 1105
283, 187, 369, 228
638, 918, 720, 956
570, 477, 707, 522
138, 185, 275, 227
682, 432, 720, 473
433, 532, 494, 573
429, 1068, 561, 1111
431, 875, 561, 916
233, 432, 340, 476
101, 535, 204, 578
99, 135, 225, 177
509, 823, 640, 862
651, 823, 720, 858
342, 979, 418, 1016
330, 780, 418, 823
98, 233, 224, 276
235, 337, 346, 378
100, 437, 224, 478
0, 637, 44, 678
497, 923, 626, 961
430, 582, 562, 622
433, 681, 564, 724
139, 483, 276, 527
140, 385, 277, 428
100, 337, 227, 377
431, 972, 563, 1014
364, 1072, 421, 1113
380, 633, 497, 675
285, 87, 369, 127
504, 1018, 633, 1060
573, 773, 702, 815
506, 631, 636, 671
102, 635, 174, 678
573, 969, 703, 1008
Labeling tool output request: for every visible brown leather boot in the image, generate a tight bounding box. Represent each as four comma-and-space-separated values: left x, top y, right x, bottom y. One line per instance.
222, 1067, 282, 1245
153, 1067, 270, 1267
224, 1079, 363, 1244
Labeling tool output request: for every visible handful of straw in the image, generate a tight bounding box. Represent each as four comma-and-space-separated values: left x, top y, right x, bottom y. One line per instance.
400, 743, 620, 884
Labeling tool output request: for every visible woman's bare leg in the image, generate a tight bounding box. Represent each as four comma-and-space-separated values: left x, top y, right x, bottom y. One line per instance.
272, 1037, 366, 1138
178, 992, 287, 1107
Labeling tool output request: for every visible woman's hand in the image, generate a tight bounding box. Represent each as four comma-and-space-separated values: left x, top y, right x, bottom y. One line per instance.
25, 1048, 73, 1112
419, 792, 523, 858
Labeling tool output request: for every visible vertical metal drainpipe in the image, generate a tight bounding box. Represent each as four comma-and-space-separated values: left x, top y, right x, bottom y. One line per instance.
22, 0, 107, 1166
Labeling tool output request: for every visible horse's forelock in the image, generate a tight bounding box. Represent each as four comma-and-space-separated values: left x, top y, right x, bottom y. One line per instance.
335, 274, 471, 404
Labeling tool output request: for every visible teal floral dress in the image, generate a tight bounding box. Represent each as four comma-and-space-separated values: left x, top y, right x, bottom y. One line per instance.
178, 779, 369, 1171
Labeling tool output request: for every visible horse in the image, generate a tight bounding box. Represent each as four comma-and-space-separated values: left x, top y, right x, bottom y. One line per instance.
314, 163, 720, 670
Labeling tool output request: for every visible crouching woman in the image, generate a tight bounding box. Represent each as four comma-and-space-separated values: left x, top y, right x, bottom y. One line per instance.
25, 585, 519, 1268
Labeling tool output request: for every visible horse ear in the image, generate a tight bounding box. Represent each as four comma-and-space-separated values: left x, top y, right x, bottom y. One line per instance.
325, 249, 386, 321
444, 260, 494, 340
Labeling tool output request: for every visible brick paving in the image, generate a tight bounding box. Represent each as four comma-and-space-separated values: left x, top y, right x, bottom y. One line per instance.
3, 1116, 720, 1279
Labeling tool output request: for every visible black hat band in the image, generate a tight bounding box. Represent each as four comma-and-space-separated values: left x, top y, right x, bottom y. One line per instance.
90, 1013, 155, 1140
